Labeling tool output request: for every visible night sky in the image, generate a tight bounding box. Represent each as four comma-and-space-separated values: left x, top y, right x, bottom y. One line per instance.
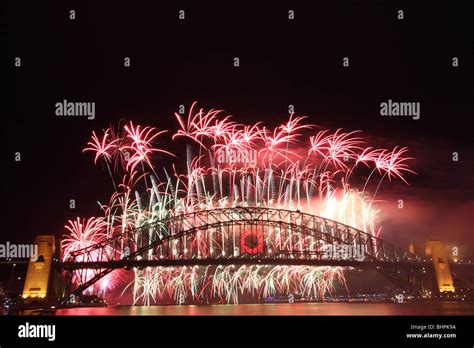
5, 1, 474, 264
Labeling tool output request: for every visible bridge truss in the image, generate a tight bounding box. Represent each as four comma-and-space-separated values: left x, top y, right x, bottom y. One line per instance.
61, 207, 431, 297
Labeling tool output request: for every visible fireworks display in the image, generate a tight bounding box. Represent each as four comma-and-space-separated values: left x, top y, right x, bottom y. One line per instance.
62, 102, 415, 305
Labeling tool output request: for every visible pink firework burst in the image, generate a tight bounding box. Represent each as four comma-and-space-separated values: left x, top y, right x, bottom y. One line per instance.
309, 130, 331, 158
325, 129, 364, 170
173, 101, 220, 147
83, 129, 118, 165
62, 217, 111, 288
376, 146, 416, 184
280, 114, 313, 136
123, 121, 173, 173
258, 126, 300, 164
62, 217, 108, 260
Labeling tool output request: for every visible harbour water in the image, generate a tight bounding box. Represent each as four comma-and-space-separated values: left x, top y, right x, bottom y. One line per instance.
50, 302, 474, 316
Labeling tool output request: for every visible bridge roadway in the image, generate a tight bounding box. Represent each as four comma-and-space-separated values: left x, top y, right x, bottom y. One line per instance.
60, 256, 432, 270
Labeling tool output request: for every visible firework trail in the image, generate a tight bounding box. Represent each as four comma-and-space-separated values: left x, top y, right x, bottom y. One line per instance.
68, 102, 415, 305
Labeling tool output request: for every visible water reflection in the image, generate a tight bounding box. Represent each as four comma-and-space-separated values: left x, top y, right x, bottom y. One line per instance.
53, 302, 474, 316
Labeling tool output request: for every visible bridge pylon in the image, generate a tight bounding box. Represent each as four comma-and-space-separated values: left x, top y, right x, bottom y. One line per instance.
22, 235, 64, 304
425, 240, 455, 293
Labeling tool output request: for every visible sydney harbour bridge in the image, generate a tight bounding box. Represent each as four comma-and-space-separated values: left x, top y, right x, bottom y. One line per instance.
19, 206, 458, 303
56, 206, 442, 300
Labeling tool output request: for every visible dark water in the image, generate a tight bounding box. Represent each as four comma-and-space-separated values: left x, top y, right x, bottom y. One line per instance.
52, 302, 474, 316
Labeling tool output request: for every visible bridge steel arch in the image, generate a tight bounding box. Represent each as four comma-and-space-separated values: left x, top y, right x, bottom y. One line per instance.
61, 207, 431, 298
